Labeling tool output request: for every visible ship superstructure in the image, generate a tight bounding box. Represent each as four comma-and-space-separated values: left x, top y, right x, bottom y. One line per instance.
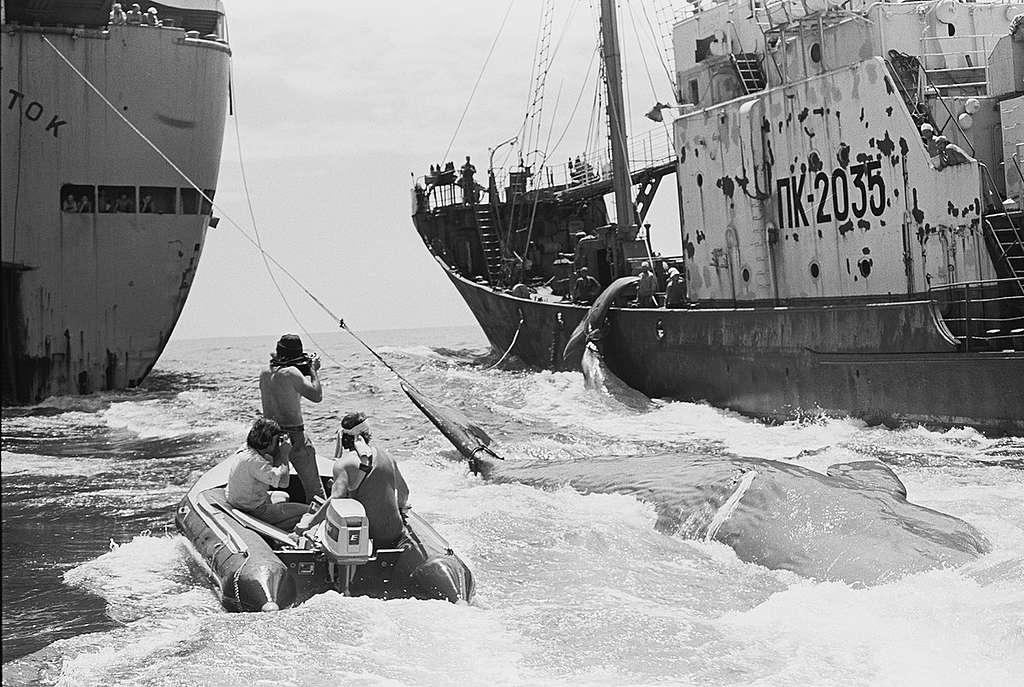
2, 0, 230, 402
412, 0, 1024, 433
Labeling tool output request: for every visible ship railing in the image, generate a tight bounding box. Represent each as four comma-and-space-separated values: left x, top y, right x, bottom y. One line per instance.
918, 33, 997, 95
928, 277, 1024, 352
415, 127, 676, 210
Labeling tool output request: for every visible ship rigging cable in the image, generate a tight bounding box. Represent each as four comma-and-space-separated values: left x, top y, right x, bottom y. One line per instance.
40, 34, 430, 394
440, 0, 515, 164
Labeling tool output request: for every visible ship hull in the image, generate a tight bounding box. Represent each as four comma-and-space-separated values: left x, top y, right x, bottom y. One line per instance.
1, 24, 230, 403
444, 266, 1024, 434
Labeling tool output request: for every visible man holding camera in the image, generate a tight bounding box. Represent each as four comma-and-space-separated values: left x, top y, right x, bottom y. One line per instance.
226, 417, 309, 530
259, 334, 327, 502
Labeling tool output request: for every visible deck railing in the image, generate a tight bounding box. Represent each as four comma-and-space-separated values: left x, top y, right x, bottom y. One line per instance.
929, 277, 1024, 351
415, 126, 676, 211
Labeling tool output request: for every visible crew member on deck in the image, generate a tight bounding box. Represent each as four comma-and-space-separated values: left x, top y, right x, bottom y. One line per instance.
460, 156, 478, 205
126, 3, 143, 25
260, 334, 327, 503
226, 418, 308, 531
572, 267, 601, 305
664, 267, 685, 308
296, 412, 410, 549
934, 136, 973, 169
634, 262, 658, 308
109, 3, 127, 25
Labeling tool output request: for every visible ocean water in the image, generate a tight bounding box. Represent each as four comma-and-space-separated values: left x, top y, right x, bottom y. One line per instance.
2, 325, 1022, 686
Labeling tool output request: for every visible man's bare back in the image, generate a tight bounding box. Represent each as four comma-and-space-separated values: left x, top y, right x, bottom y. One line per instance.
259, 365, 321, 428
259, 334, 326, 502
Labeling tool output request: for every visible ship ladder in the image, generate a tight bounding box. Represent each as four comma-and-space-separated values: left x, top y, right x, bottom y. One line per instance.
731, 53, 766, 95
985, 212, 1024, 295
474, 205, 505, 286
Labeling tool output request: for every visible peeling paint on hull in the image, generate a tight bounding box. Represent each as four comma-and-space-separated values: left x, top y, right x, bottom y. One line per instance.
445, 269, 1024, 435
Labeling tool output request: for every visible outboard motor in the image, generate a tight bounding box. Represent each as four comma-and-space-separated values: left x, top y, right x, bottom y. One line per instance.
318, 498, 373, 594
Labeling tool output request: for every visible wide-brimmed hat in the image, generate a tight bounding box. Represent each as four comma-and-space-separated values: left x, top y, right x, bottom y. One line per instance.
274, 334, 304, 361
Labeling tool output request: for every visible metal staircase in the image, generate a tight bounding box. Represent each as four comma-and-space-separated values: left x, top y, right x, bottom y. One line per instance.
731, 53, 766, 94
985, 212, 1024, 294
474, 205, 505, 286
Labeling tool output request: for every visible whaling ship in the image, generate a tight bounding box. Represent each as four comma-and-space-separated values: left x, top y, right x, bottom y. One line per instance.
412, 0, 1024, 434
1, 0, 229, 403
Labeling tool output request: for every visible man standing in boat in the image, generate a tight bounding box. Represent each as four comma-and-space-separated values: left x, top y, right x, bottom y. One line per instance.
260, 334, 327, 503
295, 412, 410, 548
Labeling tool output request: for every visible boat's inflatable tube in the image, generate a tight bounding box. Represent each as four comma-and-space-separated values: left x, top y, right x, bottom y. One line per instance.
562, 276, 639, 360
176, 457, 474, 611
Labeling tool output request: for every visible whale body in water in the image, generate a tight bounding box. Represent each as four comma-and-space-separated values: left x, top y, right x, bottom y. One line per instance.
402, 367, 991, 585
479, 453, 990, 585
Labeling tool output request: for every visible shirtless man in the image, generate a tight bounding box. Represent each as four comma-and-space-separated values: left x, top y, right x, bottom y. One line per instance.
295, 412, 410, 548
259, 334, 326, 502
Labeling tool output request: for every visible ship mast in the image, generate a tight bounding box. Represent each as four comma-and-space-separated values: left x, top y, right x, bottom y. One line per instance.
600, 0, 634, 235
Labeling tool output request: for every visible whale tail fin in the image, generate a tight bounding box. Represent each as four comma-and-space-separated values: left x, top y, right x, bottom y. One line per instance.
401, 381, 503, 474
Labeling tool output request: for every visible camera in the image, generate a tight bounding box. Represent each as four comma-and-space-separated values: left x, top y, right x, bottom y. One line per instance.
296, 351, 319, 377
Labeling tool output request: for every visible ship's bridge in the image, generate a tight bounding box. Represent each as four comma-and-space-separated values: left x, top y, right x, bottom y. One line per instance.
2, 0, 226, 39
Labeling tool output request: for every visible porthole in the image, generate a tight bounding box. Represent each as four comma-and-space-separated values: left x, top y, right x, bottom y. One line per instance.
810, 262, 820, 279
810, 42, 822, 63
741, 267, 750, 283
858, 258, 873, 278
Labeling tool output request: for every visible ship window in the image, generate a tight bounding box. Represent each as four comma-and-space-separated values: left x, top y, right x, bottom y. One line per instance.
180, 188, 199, 214
810, 43, 822, 64
741, 267, 750, 283
60, 184, 95, 213
810, 261, 820, 278
139, 187, 176, 214
98, 186, 136, 213
947, 24, 956, 37
200, 189, 216, 215
688, 79, 699, 105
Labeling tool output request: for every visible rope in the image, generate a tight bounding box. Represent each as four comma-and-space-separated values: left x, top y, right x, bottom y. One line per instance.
440, 0, 515, 164
484, 315, 525, 370
40, 35, 343, 329
228, 61, 331, 365
41, 33, 419, 392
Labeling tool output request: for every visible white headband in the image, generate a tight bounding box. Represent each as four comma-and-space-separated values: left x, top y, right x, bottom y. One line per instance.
341, 420, 370, 436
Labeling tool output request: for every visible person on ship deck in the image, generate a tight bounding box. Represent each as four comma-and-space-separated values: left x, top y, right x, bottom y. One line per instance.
633, 262, 658, 308
572, 267, 601, 305
934, 136, 973, 169
109, 3, 127, 25
62, 194, 77, 212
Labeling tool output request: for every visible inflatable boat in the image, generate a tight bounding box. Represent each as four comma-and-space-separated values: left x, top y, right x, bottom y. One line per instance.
175, 454, 474, 611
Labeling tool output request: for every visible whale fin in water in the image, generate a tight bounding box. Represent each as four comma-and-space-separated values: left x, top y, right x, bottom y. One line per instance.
826, 461, 908, 497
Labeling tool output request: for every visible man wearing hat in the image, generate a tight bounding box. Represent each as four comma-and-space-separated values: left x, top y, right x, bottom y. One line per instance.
259, 334, 326, 502
295, 412, 410, 548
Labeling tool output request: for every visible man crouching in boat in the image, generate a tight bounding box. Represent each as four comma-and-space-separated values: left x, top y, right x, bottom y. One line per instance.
295, 412, 410, 549
226, 418, 310, 530
260, 334, 327, 503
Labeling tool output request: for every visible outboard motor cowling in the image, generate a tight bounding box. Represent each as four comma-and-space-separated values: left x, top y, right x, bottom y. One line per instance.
320, 498, 372, 565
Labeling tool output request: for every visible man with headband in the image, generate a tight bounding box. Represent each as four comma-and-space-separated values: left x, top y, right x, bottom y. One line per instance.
295, 412, 410, 548
259, 334, 326, 503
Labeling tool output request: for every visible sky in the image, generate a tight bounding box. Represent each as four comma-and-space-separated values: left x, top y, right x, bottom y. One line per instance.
170, 0, 681, 342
